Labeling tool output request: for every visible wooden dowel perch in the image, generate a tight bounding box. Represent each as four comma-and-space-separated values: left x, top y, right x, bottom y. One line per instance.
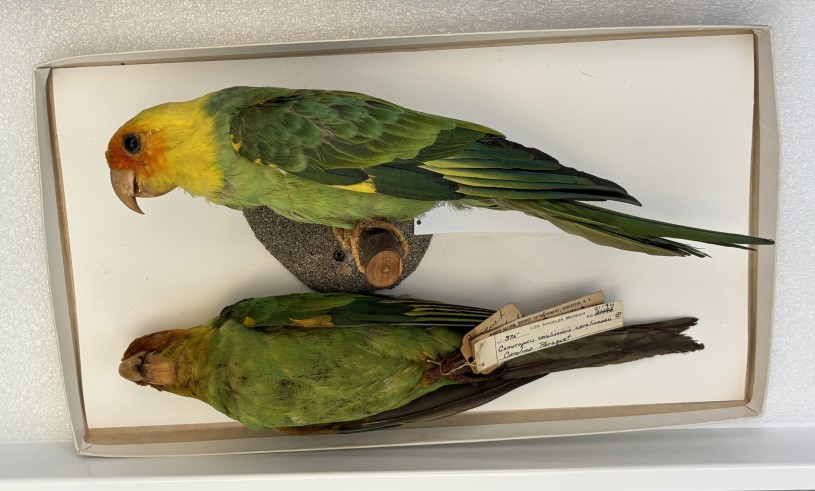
360, 229, 404, 288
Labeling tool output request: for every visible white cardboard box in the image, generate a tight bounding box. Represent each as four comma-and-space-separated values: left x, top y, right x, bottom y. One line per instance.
35, 26, 778, 456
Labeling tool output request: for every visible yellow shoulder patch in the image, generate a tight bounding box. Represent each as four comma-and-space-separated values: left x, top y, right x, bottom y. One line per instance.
329, 179, 377, 194
288, 315, 335, 328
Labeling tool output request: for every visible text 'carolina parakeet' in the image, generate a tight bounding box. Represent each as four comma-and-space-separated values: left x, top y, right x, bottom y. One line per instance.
119, 292, 702, 434
106, 86, 773, 271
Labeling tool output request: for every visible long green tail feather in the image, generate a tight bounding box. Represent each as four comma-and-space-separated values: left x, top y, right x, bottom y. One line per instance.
489, 198, 773, 257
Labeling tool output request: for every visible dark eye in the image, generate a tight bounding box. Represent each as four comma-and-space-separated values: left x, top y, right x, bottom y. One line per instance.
123, 133, 141, 154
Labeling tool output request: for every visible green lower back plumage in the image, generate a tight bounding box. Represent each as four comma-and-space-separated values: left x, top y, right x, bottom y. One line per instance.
203, 322, 460, 428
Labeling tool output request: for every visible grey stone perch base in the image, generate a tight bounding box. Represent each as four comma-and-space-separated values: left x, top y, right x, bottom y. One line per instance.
243, 207, 432, 293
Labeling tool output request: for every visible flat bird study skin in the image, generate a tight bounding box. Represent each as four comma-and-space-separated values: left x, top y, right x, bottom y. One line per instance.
119, 293, 703, 434
106, 86, 773, 258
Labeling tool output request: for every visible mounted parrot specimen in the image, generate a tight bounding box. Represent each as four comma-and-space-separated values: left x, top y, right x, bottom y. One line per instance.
119, 292, 703, 434
106, 86, 773, 274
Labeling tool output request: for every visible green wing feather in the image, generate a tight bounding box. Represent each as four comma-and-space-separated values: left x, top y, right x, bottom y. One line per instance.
216, 293, 494, 331
228, 89, 638, 204
230, 90, 487, 171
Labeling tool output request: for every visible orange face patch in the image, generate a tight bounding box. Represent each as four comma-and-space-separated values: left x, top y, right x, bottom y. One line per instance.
123, 329, 189, 359
105, 127, 167, 178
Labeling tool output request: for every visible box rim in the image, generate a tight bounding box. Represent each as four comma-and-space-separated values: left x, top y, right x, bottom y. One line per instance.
34, 25, 778, 457
36, 25, 767, 69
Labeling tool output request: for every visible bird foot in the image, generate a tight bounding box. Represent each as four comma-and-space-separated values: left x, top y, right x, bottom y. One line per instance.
430, 352, 498, 384
332, 220, 410, 288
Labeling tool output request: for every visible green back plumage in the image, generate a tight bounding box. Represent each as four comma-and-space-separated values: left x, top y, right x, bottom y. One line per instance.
205, 320, 461, 429
178, 293, 494, 428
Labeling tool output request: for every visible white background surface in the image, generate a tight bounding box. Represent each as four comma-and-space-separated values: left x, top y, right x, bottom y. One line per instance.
50, 35, 754, 430
0, 1, 813, 486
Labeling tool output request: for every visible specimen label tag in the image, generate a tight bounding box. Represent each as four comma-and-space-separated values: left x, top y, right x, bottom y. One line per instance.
538, 291, 605, 319
460, 292, 605, 363
471, 300, 624, 374
460, 303, 523, 362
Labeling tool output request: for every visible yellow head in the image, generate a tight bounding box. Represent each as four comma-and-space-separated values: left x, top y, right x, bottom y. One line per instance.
106, 96, 224, 214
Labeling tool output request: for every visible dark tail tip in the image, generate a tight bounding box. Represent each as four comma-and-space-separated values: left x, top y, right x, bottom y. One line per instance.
620, 193, 642, 207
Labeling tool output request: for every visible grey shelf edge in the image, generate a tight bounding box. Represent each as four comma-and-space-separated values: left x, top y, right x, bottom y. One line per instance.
2, 427, 815, 490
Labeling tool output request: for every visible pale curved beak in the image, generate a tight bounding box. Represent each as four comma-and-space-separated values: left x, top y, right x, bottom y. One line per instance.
119, 351, 177, 386
109, 169, 174, 215
110, 169, 143, 214
119, 351, 148, 382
